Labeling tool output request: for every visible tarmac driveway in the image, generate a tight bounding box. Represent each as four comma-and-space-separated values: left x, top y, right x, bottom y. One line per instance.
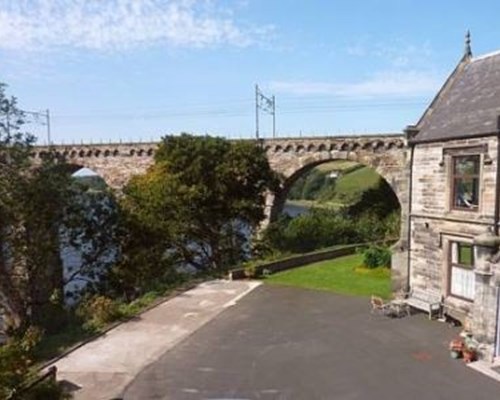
123, 284, 500, 400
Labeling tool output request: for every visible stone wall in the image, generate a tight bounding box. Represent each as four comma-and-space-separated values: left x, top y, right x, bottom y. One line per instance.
411, 136, 500, 360
229, 244, 360, 279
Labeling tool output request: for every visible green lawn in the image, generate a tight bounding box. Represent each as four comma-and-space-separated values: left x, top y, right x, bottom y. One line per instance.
264, 254, 391, 298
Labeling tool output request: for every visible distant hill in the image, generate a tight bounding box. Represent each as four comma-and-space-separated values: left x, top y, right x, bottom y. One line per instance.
331, 166, 380, 204
287, 161, 381, 206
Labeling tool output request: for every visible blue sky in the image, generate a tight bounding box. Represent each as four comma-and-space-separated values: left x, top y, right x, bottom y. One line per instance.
1, 0, 500, 144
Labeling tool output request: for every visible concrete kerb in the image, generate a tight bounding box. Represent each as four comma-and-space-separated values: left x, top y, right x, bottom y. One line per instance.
468, 360, 500, 383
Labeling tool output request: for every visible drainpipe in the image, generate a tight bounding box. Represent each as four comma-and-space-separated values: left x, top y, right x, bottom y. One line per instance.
404, 126, 418, 291
494, 115, 500, 236
406, 144, 415, 291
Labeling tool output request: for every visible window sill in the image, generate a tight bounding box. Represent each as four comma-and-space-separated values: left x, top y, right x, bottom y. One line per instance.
450, 207, 479, 212
447, 294, 474, 303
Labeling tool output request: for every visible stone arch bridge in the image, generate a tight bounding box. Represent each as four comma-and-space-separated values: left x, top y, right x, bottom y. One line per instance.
33, 133, 410, 289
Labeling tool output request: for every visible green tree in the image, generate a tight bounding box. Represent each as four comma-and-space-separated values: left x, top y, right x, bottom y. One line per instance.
0, 84, 76, 332
122, 134, 277, 272
0, 82, 40, 332
347, 178, 400, 219
0, 84, 118, 334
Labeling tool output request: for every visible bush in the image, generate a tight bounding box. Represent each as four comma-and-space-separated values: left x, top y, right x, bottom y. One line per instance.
76, 296, 122, 330
362, 245, 392, 269
23, 380, 72, 400
0, 327, 43, 398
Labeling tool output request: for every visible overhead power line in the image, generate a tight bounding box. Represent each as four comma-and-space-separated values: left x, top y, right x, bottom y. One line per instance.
255, 84, 276, 139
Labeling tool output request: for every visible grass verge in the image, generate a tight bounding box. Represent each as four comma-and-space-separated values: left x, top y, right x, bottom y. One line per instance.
264, 253, 391, 298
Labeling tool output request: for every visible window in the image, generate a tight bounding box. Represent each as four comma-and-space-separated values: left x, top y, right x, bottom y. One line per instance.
451, 155, 480, 210
449, 242, 475, 301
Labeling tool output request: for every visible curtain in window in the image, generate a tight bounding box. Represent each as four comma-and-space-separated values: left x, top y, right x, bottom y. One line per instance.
451, 266, 475, 300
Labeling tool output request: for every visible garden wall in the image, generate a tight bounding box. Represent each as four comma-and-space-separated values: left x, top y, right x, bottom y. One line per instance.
229, 244, 361, 279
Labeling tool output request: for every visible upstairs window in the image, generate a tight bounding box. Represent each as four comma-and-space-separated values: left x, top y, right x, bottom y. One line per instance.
449, 242, 475, 301
452, 155, 480, 210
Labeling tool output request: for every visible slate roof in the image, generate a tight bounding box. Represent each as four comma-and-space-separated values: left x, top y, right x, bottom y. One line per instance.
412, 51, 500, 143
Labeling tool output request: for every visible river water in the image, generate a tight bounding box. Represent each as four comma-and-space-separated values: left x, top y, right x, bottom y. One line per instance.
282, 202, 310, 217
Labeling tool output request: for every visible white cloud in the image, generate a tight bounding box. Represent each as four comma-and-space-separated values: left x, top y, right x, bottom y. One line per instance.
345, 39, 433, 69
269, 70, 442, 98
0, 0, 271, 51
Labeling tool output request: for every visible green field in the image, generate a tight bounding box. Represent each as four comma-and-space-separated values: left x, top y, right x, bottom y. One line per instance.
315, 160, 359, 172
287, 161, 382, 207
332, 166, 381, 203
264, 254, 391, 298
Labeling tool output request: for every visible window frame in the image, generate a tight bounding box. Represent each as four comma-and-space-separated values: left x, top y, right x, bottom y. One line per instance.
450, 154, 480, 212
448, 241, 475, 302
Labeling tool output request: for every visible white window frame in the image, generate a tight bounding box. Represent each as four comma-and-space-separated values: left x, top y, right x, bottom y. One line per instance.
449, 241, 475, 301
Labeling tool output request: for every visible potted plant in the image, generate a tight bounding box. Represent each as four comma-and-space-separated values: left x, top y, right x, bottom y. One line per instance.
462, 335, 478, 363
449, 338, 464, 359
462, 346, 476, 363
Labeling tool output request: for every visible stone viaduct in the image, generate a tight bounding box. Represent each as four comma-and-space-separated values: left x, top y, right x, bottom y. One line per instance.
33, 133, 410, 289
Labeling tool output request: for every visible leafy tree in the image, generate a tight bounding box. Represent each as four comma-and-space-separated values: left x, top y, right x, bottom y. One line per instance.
0, 84, 118, 334
107, 206, 177, 300
347, 178, 400, 219
122, 134, 277, 272
301, 169, 327, 200
61, 178, 122, 303
0, 82, 40, 332
0, 84, 75, 332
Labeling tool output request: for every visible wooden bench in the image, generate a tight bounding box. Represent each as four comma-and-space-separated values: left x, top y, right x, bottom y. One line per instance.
405, 288, 442, 320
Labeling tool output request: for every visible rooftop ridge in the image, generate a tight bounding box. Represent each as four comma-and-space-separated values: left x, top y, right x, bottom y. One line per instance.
471, 49, 500, 62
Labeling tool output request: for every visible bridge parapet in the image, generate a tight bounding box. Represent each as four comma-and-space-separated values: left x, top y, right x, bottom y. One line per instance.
31, 142, 159, 161
261, 134, 405, 154
30, 134, 408, 190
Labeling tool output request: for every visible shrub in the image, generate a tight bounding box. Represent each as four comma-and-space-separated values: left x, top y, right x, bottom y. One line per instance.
244, 264, 258, 278
363, 245, 392, 269
0, 327, 43, 398
76, 296, 122, 331
260, 205, 400, 256
23, 380, 72, 400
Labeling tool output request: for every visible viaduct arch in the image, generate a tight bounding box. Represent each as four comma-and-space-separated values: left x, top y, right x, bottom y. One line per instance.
32, 134, 410, 290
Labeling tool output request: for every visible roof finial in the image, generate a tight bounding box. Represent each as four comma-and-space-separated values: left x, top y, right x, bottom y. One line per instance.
464, 30, 472, 59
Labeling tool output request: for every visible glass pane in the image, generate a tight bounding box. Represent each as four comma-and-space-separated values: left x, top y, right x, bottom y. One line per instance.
451, 266, 475, 300
454, 156, 479, 175
458, 244, 473, 266
454, 178, 479, 208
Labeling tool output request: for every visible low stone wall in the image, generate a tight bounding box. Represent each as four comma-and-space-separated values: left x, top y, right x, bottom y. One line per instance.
229, 244, 362, 280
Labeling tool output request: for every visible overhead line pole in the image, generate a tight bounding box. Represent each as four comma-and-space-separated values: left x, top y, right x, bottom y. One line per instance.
46, 109, 51, 145
255, 84, 276, 139
255, 84, 259, 140
22, 108, 52, 145
272, 95, 276, 138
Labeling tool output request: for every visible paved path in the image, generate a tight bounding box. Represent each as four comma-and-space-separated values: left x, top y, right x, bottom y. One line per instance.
49, 280, 261, 400
124, 284, 500, 400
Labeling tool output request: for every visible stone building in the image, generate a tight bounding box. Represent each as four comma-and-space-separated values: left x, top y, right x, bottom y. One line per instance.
407, 34, 500, 360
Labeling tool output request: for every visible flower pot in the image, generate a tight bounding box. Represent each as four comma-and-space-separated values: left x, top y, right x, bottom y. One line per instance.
450, 350, 462, 359
463, 349, 476, 363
